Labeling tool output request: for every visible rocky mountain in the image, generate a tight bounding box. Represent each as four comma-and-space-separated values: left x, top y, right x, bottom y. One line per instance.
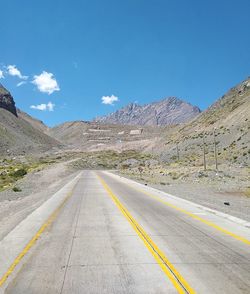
0, 83, 17, 116
17, 109, 49, 134
157, 77, 250, 166
0, 84, 61, 156
94, 97, 201, 126
176, 77, 250, 134
0, 78, 249, 162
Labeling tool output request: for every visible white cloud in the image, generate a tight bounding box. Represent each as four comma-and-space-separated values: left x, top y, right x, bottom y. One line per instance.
0, 70, 4, 79
17, 81, 27, 87
7, 65, 28, 80
30, 101, 55, 111
47, 101, 55, 111
30, 104, 47, 111
32, 71, 60, 95
101, 95, 119, 105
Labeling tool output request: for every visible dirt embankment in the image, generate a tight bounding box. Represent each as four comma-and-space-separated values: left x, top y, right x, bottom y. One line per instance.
0, 159, 79, 241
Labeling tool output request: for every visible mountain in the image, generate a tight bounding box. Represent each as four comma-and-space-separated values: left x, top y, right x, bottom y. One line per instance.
176, 77, 250, 135
94, 97, 201, 126
17, 109, 49, 134
1, 77, 249, 161
0, 83, 17, 116
0, 84, 61, 156
48, 121, 163, 151
157, 77, 250, 166
48, 121, 90, 147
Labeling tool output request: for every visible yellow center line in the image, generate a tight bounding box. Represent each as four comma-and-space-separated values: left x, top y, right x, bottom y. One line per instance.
97, 174, 196, 294
0, 182, 78, 288
126, 183, 250, 246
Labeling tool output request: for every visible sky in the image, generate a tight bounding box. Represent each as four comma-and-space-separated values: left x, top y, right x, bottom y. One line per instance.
0, 0, 250, 127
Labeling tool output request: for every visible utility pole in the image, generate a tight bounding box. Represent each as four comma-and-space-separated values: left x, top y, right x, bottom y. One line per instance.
176, 143, 180, 161
203, 134, 207, 171
213, 128, 218, 171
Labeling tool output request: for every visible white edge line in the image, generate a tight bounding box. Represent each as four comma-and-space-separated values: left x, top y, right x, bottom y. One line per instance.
104, 171, 250, 229
0, 171, 82, 286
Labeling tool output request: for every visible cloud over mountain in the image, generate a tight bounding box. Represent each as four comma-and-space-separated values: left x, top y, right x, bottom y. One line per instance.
95, 97, 201, 126
101, 95, 119, 105
30, 101, 55, 111
32, 71, 60, 95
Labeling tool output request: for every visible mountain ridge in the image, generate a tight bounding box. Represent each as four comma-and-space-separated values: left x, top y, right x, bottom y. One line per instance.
154, 77, 250, 166
0, 83, 62, 155
0, 78, 249, 159
0, 83, 17, 116
94, 97, 201, 126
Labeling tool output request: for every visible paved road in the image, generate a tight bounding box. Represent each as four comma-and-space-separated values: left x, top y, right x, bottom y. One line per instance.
2, 170, 250, 293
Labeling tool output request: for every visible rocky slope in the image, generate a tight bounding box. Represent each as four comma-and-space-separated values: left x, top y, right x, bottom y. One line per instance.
0, 78, 249, 162
48, 78, 250, 160
48, 121, 163, 151
0, 84, 61, 156
156, 77, 250, 166
94, 97, 201, 126
0, 83, 17, 116
17, 109, 49, 133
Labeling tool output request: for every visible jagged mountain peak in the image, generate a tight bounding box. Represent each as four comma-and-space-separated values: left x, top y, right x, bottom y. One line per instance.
94, 97, 201, 126
0, 83, 17, 116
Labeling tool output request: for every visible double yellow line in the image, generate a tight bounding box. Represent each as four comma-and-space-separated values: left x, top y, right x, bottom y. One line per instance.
97, 174, 196, 294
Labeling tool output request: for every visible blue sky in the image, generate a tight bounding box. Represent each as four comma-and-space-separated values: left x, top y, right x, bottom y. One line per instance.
0, 0, 250, 127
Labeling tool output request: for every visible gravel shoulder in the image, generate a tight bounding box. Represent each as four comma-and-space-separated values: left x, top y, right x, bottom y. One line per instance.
0, 160, 79, 241
148, 182, 250, 222
116, 166, 250, 222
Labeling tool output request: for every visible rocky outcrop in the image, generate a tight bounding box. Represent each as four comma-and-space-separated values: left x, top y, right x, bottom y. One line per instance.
0, 83, 17, 116
94, 97, 201, 126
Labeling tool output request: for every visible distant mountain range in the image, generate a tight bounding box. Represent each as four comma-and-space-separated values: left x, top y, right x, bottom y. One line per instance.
94, 97, 201, 126
0, 78, 249, 161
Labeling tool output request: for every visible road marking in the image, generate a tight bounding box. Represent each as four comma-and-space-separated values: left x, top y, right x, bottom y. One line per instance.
130, 186, 250, 246
192, 212, 206, 215
0, 185, 77, 288
97, 174, 195, 294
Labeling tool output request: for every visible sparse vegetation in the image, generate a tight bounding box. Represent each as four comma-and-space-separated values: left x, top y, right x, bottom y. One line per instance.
0, 157, 62, 192
11, 168, 27, 178
244, 187, 250, 198
12, 186, 22, 192
69, 150, 154, 170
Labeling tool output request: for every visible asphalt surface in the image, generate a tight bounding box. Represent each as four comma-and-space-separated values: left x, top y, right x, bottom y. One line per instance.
1, 170, 250, 293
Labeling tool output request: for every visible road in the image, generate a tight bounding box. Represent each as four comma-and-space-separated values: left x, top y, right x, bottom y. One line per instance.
1, 170, 250, 293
